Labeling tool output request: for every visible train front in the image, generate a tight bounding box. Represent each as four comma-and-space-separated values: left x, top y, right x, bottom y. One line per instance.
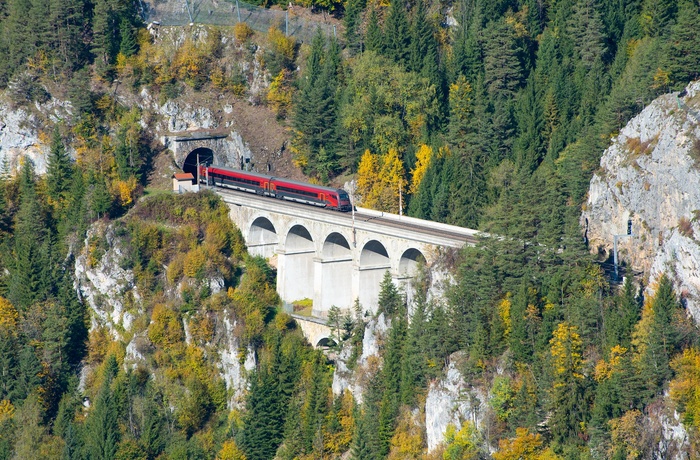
337, 190, 352, 212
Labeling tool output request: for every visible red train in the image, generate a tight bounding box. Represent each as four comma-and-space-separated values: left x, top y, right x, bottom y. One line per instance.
199, 165, 352, 212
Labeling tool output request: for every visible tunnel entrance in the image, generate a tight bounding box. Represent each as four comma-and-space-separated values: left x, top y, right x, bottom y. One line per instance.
182, 148, 215, 178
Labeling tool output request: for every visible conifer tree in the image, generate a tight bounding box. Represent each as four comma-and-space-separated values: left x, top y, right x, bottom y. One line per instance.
47, 126, 73, 205
343, 0, 365, 55
119, 17, 137, 57
84, 355, 120, 460
378, 271, 402, 316
9, 161, 48, 309
383, 0, 410, 67
637, 274, 680, 396
664, 0, 700, 88
364, 9, 383, 53
409, 0, 431, 73
483, 18, 523, 99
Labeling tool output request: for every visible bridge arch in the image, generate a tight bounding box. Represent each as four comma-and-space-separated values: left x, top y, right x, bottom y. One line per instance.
280, 224, 316, 304
182, 147, 215, 177
248, 216, 278, 258
359, 239, 390, 313
399, 248, 426, 277
316, 337, 337, 348
316, 232, 353, 315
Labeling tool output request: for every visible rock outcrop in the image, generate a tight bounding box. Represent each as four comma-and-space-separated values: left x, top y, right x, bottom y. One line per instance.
583, 81, 700, 321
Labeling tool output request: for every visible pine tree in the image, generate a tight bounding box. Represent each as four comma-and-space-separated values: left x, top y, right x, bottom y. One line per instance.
409, 0, 431, 73
638, 274, 680, 396
664, 0, 700, 88
383, 0, 410, 67
8, 161, 48, 309
640, 0, 677, 36
50, 0, 90, 71
364, 9, 383, 53
377, 270, 402, 316
46, 126, 73, 205
513, 75, 545, 173
118, 17, 137, 57
92, 0, 119, 75
483, 18, 523, 99
450, 0, 483, 83
84, 356, 120, 460
343, 0, 365, 55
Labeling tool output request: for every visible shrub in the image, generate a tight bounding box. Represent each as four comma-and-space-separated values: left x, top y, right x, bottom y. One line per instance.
234, 22, 254, 43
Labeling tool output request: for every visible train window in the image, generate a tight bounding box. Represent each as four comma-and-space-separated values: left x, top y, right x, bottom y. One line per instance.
339, 193, 348, 199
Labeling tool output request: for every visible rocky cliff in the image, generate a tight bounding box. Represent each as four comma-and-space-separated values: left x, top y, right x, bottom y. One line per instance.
583, 80, 700, 321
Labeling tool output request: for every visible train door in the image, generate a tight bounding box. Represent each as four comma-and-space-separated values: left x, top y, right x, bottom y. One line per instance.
264, 181, 270, 195
319, 193, 325, 205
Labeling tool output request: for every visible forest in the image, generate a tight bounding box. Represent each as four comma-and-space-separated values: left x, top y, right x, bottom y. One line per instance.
0, 0, 699, 456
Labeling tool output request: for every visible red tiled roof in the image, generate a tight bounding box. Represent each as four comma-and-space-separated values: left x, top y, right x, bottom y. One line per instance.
173, 173, 194, 180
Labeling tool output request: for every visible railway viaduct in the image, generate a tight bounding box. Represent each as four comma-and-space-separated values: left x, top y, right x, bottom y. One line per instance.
214, 187, 479, 346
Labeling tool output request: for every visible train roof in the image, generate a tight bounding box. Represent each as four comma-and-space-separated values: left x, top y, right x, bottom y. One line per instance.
207, 166, 273, 181
207, 165, 347, 193
271, 177, 345, 194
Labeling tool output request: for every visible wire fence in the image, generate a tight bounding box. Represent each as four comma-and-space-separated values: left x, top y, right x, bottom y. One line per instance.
144, 0, 339, 43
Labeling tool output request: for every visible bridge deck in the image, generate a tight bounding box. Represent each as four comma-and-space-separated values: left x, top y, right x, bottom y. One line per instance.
215, 187, 480, 248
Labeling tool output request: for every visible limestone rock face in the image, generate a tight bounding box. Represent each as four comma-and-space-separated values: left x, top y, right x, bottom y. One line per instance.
424, 352, 488, 453
0, 107, 46, 173
583, 81, 700, 321
74, 221, 138, 339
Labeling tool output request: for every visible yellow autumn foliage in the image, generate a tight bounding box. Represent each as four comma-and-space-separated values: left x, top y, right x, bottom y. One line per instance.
234, 22, 254, 43
0, 297, 18, 335
549, 322, 584, 384
217, 440, 247, 460
498, 294, 512, 338
357, 148, 407, 213
267, 70, 294, 117
113, 176, 138, 207
357, 149, 379, 203
594, 345, 628, 382
148, 304, 184, 347
410, 144, 433, 194
670, 347, 700, 431
183, 246, 207, 278
0, 400, 15, 423
609, 410, 646, 459
324, 390, 355, 454
493, 428, 542, 460
267, 27, 296, 63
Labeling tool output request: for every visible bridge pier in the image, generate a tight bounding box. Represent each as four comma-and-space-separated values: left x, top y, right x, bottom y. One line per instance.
357, 265, 390, 314
277, 249, 315, 304
314, 257, 354, 317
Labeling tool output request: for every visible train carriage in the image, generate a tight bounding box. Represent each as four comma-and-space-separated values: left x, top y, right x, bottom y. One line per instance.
199, 165, 352, 212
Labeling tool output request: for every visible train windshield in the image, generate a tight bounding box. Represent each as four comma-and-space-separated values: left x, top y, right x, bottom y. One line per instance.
339, 193, 349, 200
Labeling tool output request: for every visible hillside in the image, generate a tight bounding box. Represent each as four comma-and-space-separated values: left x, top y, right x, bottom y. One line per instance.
0, 0, 700, 456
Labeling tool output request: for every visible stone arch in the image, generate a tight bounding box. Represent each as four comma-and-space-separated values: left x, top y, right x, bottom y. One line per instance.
280, 224, 316, 305
248, 216, 278, 258
399, 248, 426, 277
322, 232, 351, 258
316, 337, 337, 348
359, 239, 391, 313
360, 240, 390, 267
182, 147, 215, 177
316, 232, 353, 315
